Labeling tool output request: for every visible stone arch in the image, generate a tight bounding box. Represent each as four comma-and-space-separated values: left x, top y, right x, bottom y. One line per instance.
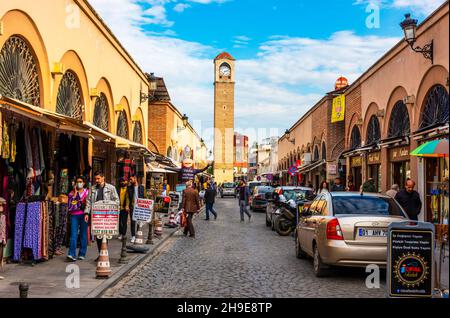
415, 64, 449, 131
132, 107, 146, 145
362, 102, 380, 143
346, 112, 361, 149
383, 86, 410, 138
52, 50, 89, 119
0, 9, 51, 108
93, 77, 114, 132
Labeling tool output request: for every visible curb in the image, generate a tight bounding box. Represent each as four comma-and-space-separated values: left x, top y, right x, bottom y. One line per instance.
87, 206, 206, 298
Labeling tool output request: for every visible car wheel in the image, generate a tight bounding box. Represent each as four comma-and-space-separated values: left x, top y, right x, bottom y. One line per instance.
313, 244, 329, 277
295, 236, 307, 259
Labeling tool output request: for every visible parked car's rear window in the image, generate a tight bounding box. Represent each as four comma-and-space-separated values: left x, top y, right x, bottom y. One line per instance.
223, 183, 235, 188
256, 186, 274, 193
332, 196, 405, 217
283, 189, 315, 201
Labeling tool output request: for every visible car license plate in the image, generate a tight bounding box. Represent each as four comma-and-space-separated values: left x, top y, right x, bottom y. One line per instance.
359, 228, 387, 237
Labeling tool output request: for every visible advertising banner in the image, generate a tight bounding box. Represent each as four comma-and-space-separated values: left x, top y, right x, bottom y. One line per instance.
92, 201, 120, 236
132, 199, 154, 223
331, 94, 346, 123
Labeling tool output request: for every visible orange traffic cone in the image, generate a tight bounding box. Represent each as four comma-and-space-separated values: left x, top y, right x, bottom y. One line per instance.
96, 236, 111, 279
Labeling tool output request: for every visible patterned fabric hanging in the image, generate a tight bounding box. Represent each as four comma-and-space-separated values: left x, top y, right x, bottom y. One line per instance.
1, 120, 9, 159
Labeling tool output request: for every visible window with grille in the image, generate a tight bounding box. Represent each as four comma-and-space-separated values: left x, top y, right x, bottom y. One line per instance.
133, 121, 143, 144
350, 126, 361, 150
56, 70, 83, 120
0, 36, 40, 106
93, 93, 109, 131
388, 101, 410, 138
366, 115, 381, 145
420, 85, 449, 129
117, 111, 129, 139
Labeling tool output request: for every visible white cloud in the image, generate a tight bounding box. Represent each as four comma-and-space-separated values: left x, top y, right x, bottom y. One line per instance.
89, 0, 402, 146
173, 3, 191, 12
392, 0, 446, 16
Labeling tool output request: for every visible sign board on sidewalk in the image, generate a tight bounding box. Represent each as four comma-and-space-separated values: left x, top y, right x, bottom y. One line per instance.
92, 201, 119, 236
387, 221, 434, 298
132, 199, 154, 223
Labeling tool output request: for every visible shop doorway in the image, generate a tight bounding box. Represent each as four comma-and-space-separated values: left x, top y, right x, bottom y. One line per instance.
352, 166, 362, 191
391, 161, 410, 190
368, 164, 381, 193
424, 157, 449, 224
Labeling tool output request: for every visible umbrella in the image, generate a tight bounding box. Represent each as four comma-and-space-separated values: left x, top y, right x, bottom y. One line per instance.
410, 139, 449, 157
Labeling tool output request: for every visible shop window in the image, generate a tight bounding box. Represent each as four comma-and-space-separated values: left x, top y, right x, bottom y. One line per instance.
366, 115, 381, 145
314, 146, 319, 161
133, 121, 143, 144
117, 111, 129, 139
350, 126, 361, 150
0, 36, 40, 106
322, 142, 327, 160
93, 93, 109, 131
388, 101, 410, 138
56, 70, 83, 120
420, 85, 449, 129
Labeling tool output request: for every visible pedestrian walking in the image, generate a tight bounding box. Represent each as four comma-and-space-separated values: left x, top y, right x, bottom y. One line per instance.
318, 180, 330, 194
84, 171, 120, 259
67, 176, 89, 262
127, 175, 146, 243
117, 178, 130, 241
237, 180, 251, 222
331, 177, 345, 192
395, 180, 422, 221
362, 177, 377, 193
182, 181, 200, 238
204, 182, 218, 221
386, 184, 399, 198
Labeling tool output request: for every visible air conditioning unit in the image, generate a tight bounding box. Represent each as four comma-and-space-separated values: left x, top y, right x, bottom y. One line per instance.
301, 153, 312, 166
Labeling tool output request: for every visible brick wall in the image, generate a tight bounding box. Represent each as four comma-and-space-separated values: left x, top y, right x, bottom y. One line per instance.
148, 102, 168, 154
344, 85, 362, 149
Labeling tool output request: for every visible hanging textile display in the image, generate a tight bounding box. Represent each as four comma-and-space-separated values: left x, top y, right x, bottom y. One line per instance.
1, 120, 10, 159
13, 201, 42, 261
10, 123, 16, 163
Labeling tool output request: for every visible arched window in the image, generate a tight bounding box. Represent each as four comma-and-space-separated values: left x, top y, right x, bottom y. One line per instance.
93, 93, 109, 131
313, 146, 319, 161
0, 36, 40, 106
322, 142, 327, 160
388, 101, 410, 138
366, 115, 381, 145
117, 111, 129, 139
420, 85, 449, 129
56, 70, 83, 120
350, 126, 361, 150
133, 121, 143, 144
167, 146, 172, 158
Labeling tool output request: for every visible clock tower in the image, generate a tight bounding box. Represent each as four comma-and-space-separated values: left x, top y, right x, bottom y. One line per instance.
213, 52, 235, 184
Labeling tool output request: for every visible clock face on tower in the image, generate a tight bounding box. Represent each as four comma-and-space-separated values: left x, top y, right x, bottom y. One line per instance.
219, 64, 231, 77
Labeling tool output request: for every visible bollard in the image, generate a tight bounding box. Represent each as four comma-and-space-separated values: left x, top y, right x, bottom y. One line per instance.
118, 236, 128, 264
19, 283, 29, 298
146, 218, 154, 245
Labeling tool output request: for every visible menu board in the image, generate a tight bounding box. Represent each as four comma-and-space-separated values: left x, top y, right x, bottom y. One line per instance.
388, 223, 434, 298
92, 201, 119, 236
132, 199, 154, 223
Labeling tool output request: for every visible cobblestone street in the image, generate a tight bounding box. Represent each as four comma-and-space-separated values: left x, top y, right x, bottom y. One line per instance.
103, 198, 387, 298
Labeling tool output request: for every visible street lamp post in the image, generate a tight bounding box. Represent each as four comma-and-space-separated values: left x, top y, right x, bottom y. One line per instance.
140, 72, 158, 103
285, 129, 295, 144
400, 13, 433, 64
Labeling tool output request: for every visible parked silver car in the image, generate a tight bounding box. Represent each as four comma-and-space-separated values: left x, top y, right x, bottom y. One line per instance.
295, 192, 409, 277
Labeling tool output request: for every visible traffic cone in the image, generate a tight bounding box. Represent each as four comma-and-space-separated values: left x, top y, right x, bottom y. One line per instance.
134, 222, 145, 245
96, 236, 111, 279
154, 219, 163, 237
165, 209, 177, 228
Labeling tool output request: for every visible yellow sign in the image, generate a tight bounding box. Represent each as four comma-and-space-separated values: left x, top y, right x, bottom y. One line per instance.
331, 94, 346, 123
115, 138, 130, 149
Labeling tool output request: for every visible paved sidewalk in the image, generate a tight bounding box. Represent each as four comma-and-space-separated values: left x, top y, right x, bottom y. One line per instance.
0, 211, 186, 298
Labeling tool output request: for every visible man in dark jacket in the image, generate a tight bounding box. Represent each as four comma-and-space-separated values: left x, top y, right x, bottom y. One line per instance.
204, 182, 217, 221
331, 177, 345, 192
182, 181, 200, 238
395, 180, 422, 221
237, 180, 252, 222
127, 175, 146, 243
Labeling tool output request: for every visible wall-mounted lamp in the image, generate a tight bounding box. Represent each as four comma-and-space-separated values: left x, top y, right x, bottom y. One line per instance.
177, 114, 189, 133
400, 13, 433, 64
285, 129, 295, 144
140, 72, 158, 103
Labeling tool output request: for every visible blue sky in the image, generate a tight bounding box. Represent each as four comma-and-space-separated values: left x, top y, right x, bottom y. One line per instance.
90, 0, 446, 148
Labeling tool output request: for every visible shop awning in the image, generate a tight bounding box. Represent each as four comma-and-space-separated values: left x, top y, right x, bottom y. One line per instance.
84, 121, 154, 156
146, 163, 177, 174
0, 95, 93, 139
297, 159, 326, 174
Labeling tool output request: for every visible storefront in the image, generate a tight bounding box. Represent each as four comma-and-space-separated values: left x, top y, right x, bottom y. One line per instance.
349, 155, 363, 191
388, 145, 411, 188
367, 151, 382, 193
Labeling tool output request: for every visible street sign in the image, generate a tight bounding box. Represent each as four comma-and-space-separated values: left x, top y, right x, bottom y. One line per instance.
387, 221, 434, 298
132, 199, 154, 223
92, 201, 119, 237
